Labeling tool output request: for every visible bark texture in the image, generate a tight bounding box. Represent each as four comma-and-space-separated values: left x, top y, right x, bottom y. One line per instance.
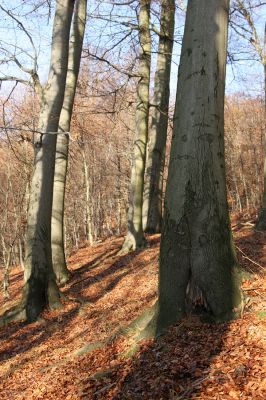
52, 0, 87, 283
121, 0, 151, 252
143, 0, 175, 233
157, 0, 242, 332
23, 0, 75, 322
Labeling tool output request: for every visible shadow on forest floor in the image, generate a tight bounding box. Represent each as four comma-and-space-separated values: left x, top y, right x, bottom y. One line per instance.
78, 227, 265, 399
0, 230, 265, 399
0, 236, 160, 364
103, 319, 232, 399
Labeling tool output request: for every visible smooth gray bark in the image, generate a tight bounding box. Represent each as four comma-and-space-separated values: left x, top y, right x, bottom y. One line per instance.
157, 0, 242, 332
23, 0, 75, 322
143, 0, 175, 233
51, 0, 87, 283
121, 0, 151, 252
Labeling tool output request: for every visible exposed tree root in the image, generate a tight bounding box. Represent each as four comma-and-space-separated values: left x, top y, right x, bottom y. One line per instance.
0, 302, 27, 328
56, 269, 71, 285
120, 276, 244, 357
73, 340, 106, 356
0, 281, 63, 327
119, 233, 147, 254
121, 302, 158, 357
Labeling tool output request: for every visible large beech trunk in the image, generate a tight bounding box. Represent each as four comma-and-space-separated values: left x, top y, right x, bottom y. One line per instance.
157, 0, 242, 332
23, 0, 75, 322
51, 0, 87, 283
121, 0, 151, 252
143, 0, 175, 233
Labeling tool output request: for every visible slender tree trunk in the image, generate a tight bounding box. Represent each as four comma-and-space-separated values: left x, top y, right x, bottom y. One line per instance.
73, 208, 79, 249
22, 0, 75, 322
157, 0, 242, 333
51, 0, 87, 283
256, 23, 266, 230
3, 247, 12, 299
19, 238, 24, 270
143, 0, 175, 233
239, 155, 250, 213
121, 0, 151, 252
234, 175, 243, 213
116, 151, 123, 234
1, 163, 12, 298
81, 144, 94, 244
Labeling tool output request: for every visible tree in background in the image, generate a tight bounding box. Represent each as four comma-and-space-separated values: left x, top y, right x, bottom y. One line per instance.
121, 0, 151, 252
142, 0, 175, 234
225, 95, 264, 214
230, 0, 266, 228
63, 57, 134, 248
258, 21, 266, 229
51, 0, 87, 284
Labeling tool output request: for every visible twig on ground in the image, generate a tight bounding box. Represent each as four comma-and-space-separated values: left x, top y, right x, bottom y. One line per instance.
236, 245, 266, 272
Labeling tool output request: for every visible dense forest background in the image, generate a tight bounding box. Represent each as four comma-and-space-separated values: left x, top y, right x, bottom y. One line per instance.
0, 0, 265, 276
0, 83, 265, 274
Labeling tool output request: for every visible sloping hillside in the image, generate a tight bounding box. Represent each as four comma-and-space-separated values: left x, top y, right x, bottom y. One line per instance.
0, 226, 265, 399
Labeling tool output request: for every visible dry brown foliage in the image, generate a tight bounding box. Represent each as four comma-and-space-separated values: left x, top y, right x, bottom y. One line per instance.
0, 221, 265, 399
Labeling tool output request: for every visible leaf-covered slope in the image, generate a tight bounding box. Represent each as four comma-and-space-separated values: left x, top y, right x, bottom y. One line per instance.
0, 227, 265, 399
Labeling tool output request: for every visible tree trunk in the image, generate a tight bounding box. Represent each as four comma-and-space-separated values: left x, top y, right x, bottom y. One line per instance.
3, 247, 12, 299
116, 150, 123, 234
255, 22, 266, 230
18, 238, 24, 271
121, 0, 151, 252
143, 0, 175, 233
157, 0, 242, 332
51, 0, 87, 283
239, 155, 250, 213
81, 143, 94, 245
233, 174, 243, 213
23, 0, 75, 322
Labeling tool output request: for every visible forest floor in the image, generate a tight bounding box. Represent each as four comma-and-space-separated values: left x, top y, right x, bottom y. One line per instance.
0, 217, 265, 399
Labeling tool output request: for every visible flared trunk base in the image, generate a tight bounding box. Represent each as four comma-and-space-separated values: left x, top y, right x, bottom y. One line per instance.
120, 231, 147, 253
23, 276, 62, 323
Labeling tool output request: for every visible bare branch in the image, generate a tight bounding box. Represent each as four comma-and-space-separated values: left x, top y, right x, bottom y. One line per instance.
0, 4, 43, 95
0, 76, 29, 85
